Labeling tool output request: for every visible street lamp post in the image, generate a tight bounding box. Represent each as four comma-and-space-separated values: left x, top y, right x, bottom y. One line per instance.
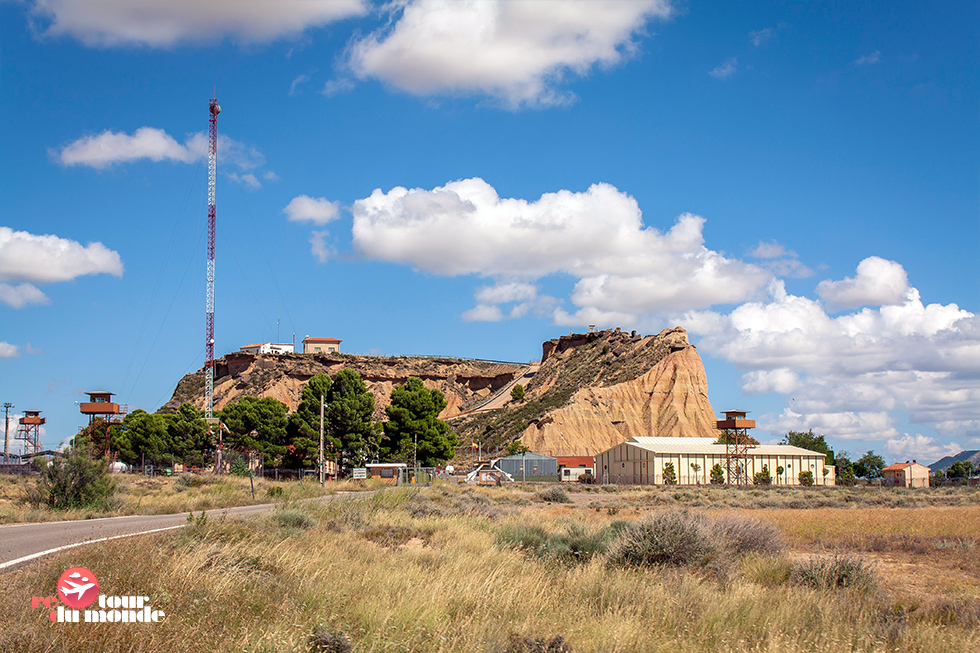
2, 402, 12, 464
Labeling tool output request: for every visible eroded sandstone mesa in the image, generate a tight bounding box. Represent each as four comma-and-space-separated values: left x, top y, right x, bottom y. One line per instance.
516, 327, 717, 456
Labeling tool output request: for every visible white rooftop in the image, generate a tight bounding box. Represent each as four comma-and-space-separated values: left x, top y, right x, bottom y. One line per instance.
625, 436, 825, 458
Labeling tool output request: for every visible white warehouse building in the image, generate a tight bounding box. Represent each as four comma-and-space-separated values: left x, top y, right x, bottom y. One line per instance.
596, 437, 835, 486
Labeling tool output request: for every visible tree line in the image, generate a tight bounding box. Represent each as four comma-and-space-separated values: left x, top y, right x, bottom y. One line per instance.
79, 372, 458, 473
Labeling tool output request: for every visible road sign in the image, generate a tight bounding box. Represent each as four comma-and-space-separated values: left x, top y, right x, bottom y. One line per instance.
353, 468, 367, 480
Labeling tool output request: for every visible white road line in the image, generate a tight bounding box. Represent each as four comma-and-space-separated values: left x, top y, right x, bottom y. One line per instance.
0, 524, 186, 570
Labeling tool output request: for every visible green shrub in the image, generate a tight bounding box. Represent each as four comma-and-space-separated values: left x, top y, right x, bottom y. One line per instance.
266, 485, 285, 499
510, 384, 526, 402
662, 462, 677, 485
229, 458, 251, 477
538, 487, 572, 503
753, 465, 772, 485
709, 464, 725, 485
28, 442, 116, 510
271, 507, 316, 530
498, 522, 612, 564
799, 470, 814, 486
790, 555, 878, 593
606, 511, 715, 568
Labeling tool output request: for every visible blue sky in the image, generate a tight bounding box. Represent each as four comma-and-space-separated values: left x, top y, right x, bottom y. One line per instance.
1, 0, 977, 464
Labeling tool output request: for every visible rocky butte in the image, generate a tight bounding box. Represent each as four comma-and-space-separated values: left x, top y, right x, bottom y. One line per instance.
163, 327, 717, 457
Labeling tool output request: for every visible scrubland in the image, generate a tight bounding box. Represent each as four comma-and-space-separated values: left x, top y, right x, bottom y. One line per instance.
0, 472, 362, 524
2, 483, 979, 652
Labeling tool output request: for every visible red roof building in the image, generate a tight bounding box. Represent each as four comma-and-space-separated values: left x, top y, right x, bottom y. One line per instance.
302, 336, 342, 354
882, 461, 930, 488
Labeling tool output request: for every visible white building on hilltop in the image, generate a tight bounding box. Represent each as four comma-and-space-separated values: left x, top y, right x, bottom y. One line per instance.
239, 342, 294, 355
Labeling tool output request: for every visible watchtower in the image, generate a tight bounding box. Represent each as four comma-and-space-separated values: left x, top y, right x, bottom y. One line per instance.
15, 410, 44, 457
79, 391, 123, 424
716, 410, 755, 486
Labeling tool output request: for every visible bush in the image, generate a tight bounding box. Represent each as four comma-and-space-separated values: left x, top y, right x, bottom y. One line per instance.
28, 442, 116, 509
510, 384, 526, 402
753, 465, 772, 485
790, 555, 878, 593
498, 522, 613, 564
663, 462, 677, 485
709, 514, 783, 556
709, 464, 725, 485
799, 470, 814, 486
266, 485, 285, 499
606, 511, 715, 568
271, 507, 316, 530
229, 458, 251, 477
538, 487, 572, 503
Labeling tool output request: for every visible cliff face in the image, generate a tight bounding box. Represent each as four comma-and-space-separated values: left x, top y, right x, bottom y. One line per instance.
518, 345, 717, 456
163, 353, 525, 421
452, 326, 718, 456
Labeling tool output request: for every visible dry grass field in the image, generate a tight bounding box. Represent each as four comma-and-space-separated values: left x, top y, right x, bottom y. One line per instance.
2, 483, 978, 653
0, 473, 364, 524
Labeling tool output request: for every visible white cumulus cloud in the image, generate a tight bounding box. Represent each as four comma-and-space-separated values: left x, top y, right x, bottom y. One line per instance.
352, 177, 771, 321
346, 0, 673, 107
54, 128, 272, 184
816, 256, 909, 310
461, 282, 557, 322
284, 195, 341, 226
0, 227, 123, 286
57, 127, 197, 168
681, 258, 979, 453
884, 433, 960, 463
0, 283, 50, 309
739, 369, 799, 395
29, 0, 367, 47
0, 342, 20, 358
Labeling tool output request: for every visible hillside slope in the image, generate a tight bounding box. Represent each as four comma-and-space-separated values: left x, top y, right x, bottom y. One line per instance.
451, 327, 718, 456
162, 353, 525, 421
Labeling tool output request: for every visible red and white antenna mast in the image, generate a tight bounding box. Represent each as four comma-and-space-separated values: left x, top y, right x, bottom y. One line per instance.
205, 95, 221, 420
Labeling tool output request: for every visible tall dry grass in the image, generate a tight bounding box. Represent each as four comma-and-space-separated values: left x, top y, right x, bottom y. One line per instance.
0, 473, 368, 524
3, 485, 979, 652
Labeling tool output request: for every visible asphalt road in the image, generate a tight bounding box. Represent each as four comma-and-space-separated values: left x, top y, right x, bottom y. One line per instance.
1, 501, 297, 571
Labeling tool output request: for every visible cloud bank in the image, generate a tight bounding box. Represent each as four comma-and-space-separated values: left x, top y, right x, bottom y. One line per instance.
683, 266, 978, 457
346, 0, 673, 107
30, 0, 367, 47
352, 177, 770, 320
0, 227, 123, 308
346, 176, 977, 459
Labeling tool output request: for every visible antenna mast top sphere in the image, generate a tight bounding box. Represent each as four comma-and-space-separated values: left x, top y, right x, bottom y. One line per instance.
210, 102, 221, 116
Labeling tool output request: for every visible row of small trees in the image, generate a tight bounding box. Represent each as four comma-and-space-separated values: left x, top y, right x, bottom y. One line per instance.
659, 462, 818, 486
81, 372, 457, 472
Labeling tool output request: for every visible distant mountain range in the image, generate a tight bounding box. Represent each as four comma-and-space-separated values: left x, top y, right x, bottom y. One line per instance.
926, 450, 980, 472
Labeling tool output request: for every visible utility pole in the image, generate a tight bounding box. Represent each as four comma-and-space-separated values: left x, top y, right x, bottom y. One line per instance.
3, 402, 12, 463
319, 394, 325, 485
